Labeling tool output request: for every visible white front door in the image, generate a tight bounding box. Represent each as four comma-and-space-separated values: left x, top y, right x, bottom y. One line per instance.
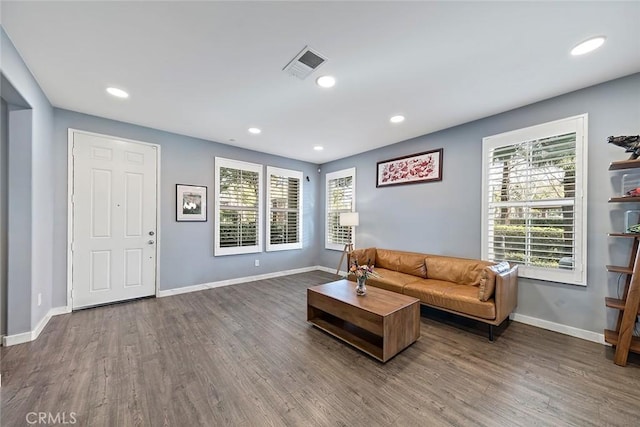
72, 131, 158, 309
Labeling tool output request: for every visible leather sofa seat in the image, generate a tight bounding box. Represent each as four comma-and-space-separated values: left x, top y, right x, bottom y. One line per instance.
404, 280, 495, 320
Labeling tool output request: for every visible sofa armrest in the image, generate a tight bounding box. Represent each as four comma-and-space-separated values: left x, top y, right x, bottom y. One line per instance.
494, 265, 518, 324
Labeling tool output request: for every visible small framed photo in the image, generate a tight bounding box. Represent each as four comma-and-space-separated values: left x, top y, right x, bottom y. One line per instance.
376, 148, 443, 187
176, 184, 207, 222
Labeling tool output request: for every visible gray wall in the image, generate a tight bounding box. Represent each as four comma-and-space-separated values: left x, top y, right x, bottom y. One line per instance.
7, 109, 32, 335
52, 109, 322, 306
319, 73, 640, 335
1, 27, 55, 335
1, 98, 7, 335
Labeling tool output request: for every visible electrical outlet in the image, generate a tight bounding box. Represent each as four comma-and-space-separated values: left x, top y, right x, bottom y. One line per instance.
255, 259, 260, 267
37, 293, 42, 306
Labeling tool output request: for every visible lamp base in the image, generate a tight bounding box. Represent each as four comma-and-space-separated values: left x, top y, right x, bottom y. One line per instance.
336, 243, 354, 275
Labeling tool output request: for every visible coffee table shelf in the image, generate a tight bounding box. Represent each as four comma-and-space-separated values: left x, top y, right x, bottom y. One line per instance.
307, 280, 420, 362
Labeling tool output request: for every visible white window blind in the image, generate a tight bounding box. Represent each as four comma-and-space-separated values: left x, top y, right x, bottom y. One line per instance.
481, 115, 587, 285
266, 167, 303, 251
326, 168, 356, 250
215, 157, 263, 256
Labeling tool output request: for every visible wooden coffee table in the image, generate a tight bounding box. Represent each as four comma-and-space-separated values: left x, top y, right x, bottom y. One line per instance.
307, 279, 420, 362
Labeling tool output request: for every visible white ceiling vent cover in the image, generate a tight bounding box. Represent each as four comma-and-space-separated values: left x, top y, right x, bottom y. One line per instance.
283, 46, 327, 80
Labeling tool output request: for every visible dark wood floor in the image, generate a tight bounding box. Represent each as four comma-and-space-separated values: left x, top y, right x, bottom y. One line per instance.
2, 271, 640, 426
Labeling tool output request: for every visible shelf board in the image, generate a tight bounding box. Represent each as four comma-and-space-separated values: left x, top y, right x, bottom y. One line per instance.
609, 159, 640, 171
604, 329, 640, 354
606, 265, 634, 274
608, 233, 640, 238
308, 317, 383, 361
605, 297, 640, 314
608, 196, 640, 203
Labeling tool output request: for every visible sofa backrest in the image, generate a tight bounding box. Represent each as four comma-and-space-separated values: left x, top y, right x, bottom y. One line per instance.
349, 248, 377, 267
425, 255, 494, 285
375, 249, 427, 279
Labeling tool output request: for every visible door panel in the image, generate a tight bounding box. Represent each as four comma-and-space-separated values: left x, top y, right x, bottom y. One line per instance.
125, 172, 143, 237
90, 251, 111, 292
91, 169, 111, 237
125, 249, 143, 287
72, 132, 157, 309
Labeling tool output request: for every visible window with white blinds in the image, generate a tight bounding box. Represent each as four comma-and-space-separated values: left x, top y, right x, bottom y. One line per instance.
214, 157, 263, 256
266, 167, 303, 251
326, 168, 356, 250
481, 115, 588, 285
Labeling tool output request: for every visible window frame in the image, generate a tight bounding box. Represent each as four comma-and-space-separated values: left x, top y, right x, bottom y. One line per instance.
266, 166, 303, 252
481, 114, 588, 286
325, 167, 356, 251
214, 157, 263, 256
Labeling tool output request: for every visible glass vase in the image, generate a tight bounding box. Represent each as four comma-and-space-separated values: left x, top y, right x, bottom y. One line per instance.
356, 277, 367, 296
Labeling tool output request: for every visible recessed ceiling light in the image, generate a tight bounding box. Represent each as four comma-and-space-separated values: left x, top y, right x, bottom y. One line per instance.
248, 127, 261, 134
313, 145, 324, 151
571, 36, 606, 56
390, 115, 405, 123
316, 76, 336, 88
106, 87, 129, 98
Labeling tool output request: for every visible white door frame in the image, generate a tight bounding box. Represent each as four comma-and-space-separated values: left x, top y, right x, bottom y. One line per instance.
66, 129, 161, 311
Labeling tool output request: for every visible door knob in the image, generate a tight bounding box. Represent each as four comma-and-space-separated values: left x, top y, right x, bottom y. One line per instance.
148, 240, 155, 245
149, 231, 155, 236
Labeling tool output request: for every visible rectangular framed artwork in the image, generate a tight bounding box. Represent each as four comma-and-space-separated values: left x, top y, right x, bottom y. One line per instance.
376, 148, 443, 187
176, 184, 207, 221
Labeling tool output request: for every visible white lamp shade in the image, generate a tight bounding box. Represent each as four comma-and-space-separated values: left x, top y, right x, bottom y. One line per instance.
339, 212, 359, 227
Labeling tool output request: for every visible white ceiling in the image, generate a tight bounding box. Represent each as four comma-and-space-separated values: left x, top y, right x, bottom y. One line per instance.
2, 1, 639, 163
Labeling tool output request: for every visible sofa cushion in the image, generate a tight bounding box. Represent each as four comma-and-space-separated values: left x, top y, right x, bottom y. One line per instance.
375, 249, 401, 271
375, 249, 427, 278
349, 248, 377, 267
404, 279, 496, 320
357, 268, 417, 293
425, 256, 493, 286
403, 279, 455, 306
442, 285, 496, 320
478, 261, 510, 301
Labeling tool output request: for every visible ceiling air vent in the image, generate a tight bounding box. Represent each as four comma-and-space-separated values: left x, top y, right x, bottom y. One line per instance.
283, 46, 327, 80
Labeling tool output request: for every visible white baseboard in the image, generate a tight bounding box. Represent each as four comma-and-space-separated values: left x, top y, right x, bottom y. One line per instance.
157, 265, 330, 298
2, 331, 31, 347
2, 306, 71, 347
5, 271, 606, 348
510, 313, 606, 345
316, 265, 348, 276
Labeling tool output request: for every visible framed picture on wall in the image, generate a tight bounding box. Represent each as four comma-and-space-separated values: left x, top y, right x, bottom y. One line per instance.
176, 184, 207, 222
376, 148, 443, 187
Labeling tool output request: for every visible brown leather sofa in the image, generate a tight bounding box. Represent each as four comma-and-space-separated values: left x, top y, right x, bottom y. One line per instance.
348, 248, 518, 340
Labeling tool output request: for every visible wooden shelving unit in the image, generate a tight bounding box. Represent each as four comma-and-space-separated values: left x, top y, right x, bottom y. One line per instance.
609, 196, 640, 203
605, 159, 640, 366
609, 159, 640, 171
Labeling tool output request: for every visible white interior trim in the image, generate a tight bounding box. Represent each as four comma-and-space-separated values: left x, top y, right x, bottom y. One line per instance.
2, 306, 70, 347
66, 129, 161, 310
481, 114, 588, 286
214, 157, 264, 256
4, 267, 605, 348
157, 266, 323, 297
325, 167, 356, 251
265, 166, 303, 252
510, 312, 605, 345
